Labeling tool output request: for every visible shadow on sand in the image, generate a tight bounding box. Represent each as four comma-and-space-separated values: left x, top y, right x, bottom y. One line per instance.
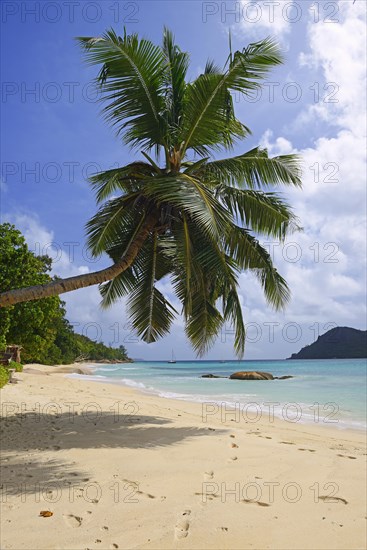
0, 411, 225, 495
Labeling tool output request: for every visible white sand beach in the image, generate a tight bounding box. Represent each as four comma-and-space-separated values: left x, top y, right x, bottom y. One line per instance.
1, 364, 366, 550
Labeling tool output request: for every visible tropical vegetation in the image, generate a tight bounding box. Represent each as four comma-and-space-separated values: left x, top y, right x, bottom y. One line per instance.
0, 224, 129, 364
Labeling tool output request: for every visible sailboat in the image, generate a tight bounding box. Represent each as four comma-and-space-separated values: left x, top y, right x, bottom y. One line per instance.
168, 350, 176, 364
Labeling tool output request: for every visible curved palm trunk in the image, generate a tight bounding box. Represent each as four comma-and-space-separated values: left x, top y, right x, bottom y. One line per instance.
0, 214, 157, 308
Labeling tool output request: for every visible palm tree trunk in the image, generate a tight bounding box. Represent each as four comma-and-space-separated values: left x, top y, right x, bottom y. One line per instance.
0, 213, 157, 308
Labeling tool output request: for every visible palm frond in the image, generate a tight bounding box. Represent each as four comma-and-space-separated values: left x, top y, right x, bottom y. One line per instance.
198, 148, 302, 189
128, 233, 177, 342
179, 72, 250, 156
166, 217, 245, 356
86, 197, 147, 255
227, 225, 290, 309
223, 287, 246, 357
162, 27, 189, 144
191, 225, 246, 357
89, 162, 155, 203
142, 174, 232, 239
99, 268, 137, 307
180, 37, 283, 156
77, 29, 166, 150
204, 59, 221, 74
218, 186, 301, 239
164, 215, 194, 318
185, 290, 223, 357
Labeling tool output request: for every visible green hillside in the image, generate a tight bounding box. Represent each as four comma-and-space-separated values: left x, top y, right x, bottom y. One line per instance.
288, 327, 367, 359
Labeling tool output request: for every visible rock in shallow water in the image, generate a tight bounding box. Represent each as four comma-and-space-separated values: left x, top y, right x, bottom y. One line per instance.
229, 371, 274, 380
201, 372, 294, 380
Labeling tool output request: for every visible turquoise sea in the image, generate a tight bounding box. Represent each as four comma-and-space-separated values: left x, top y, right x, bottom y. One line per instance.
86, 358, 367, 430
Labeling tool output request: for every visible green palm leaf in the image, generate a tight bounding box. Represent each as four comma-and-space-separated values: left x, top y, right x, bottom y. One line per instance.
77, 29, 166, 150
180, 37, 283, 156
128, 233, 177, 342
218, 186, 301, 239
99, 268, 137, 307
89, 162, 155, 204
86, 196, 155, 256
198, 148, 302, 188
223, 287, 246, 357
227, 225, 290, 309
142, 174, 232, 239
162, 27, 189, 145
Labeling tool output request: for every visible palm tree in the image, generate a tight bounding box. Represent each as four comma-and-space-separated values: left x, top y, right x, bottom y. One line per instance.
0, 28, 302, 356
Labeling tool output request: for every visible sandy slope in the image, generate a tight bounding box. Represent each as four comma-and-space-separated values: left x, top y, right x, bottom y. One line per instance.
0, 364, 366, 550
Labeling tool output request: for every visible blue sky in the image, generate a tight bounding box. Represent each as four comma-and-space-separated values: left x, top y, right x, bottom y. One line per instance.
1, 1, 366, 360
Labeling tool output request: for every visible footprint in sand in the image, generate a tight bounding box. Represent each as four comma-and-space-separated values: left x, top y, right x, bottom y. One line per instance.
227, 456, 238, 462
204, 471, 214, 480
137, 490, 156, 499
63, 514, 83, 528
298, 448, 316, 453
195, 492, 218, 500
337, 454, 356, 459
121, 479, 156, 499
319, 495, 348, 505
242, 499, 270, 507
231, 443, 239, 448
175, 511, 191, 539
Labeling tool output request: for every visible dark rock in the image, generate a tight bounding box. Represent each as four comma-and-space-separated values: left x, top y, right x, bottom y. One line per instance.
201, 373, 226, 378
229, 371, 274, 380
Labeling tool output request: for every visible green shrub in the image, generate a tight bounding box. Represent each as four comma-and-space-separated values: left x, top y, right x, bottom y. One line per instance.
0, 366, 9, 388
10, 361, 23, 372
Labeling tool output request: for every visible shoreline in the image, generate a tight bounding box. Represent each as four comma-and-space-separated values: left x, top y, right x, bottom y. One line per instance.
1, 364, 366, 549
67, 362, 367, 434
18, 362, 367, 434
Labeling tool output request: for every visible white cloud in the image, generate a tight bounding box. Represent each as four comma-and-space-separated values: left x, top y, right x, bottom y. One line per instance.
260, 129, 293, 154
297, 0, 366, 134
243, 0, 367, 356
233, 1, 296, 44
6, 213, 90, 278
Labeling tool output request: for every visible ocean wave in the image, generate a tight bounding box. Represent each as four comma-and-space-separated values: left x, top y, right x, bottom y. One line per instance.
117, 378, 149, 390
66, 374, 107, 381
94, 367, 121, 372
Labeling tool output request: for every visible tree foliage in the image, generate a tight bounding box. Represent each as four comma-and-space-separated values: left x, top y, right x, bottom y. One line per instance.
78, 29, 302, 357
0, 224, 129, 364
0, 29, 303, 358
